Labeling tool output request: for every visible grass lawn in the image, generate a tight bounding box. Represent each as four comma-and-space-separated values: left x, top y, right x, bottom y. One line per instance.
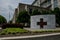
0, 28, 29, 35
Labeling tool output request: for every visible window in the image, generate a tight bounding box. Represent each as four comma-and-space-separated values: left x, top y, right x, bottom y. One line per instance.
54, 0, 58, 8
29, 8, 32, 14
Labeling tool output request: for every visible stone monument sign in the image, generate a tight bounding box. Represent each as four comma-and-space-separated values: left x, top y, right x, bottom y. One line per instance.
31, 15, 56, 29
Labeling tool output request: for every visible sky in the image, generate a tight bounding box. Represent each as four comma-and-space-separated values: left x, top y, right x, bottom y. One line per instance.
0, 0, 34, 21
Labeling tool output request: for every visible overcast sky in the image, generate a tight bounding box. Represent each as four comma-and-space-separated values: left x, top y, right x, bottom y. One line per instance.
0, 0, 34, 21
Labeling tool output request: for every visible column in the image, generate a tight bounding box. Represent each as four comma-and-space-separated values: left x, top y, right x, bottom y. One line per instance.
51, 0, 54, 10
25, 5, 28, 11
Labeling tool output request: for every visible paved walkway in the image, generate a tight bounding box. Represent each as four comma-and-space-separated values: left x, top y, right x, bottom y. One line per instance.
24, 28, 60, 31
0, 33, 60, 40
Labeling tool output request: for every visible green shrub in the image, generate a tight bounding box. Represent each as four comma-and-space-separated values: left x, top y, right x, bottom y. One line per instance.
32, 30, 60, 33
0, 33, 6, 35
0, 32, 6, 35
12, 32, 16, 34
8, 32, 11, 34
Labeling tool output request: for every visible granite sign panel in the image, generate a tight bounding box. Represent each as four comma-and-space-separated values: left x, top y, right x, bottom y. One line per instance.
31, 15, 56, 29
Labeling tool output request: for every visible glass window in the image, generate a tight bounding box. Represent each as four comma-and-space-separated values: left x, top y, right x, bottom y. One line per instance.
54, 0, 58, 8
29, 8, 32, 14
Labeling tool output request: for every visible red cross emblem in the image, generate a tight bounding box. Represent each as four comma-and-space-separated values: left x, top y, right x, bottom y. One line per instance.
37, 18, 47, 28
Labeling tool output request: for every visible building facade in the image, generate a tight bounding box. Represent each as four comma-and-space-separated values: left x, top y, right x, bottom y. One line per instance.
12, 3, 50, 23
12, 0, 58, 23
32, 0, 58, 10
58, 0, 60, 8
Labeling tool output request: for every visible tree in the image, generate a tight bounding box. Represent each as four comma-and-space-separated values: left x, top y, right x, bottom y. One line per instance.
0, 15, 7, 24
16, 10, 30, 24
32, 9, 41, 15
41, 10, 48, 14
41, 10, 53, 15
53, 7, 60, 25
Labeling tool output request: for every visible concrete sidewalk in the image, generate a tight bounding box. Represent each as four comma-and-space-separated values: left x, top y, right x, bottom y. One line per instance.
24, 28, 60, 31
0, 33, 60, 40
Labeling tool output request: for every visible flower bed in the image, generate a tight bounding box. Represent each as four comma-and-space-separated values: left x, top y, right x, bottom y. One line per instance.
1, 24, 23, 29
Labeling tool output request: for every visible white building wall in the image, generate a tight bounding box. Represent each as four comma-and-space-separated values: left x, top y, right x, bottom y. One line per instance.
58, 0, 60, 8
51, 0, 58, 10
33, 0, 40, 7
51, 0, 54, 10
31, 15, 56, 29
33, 0, 58, 10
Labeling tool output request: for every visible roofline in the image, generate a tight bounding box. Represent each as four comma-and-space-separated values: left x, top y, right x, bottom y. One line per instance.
17, 3, 51, 11
32, 0, 37, 5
